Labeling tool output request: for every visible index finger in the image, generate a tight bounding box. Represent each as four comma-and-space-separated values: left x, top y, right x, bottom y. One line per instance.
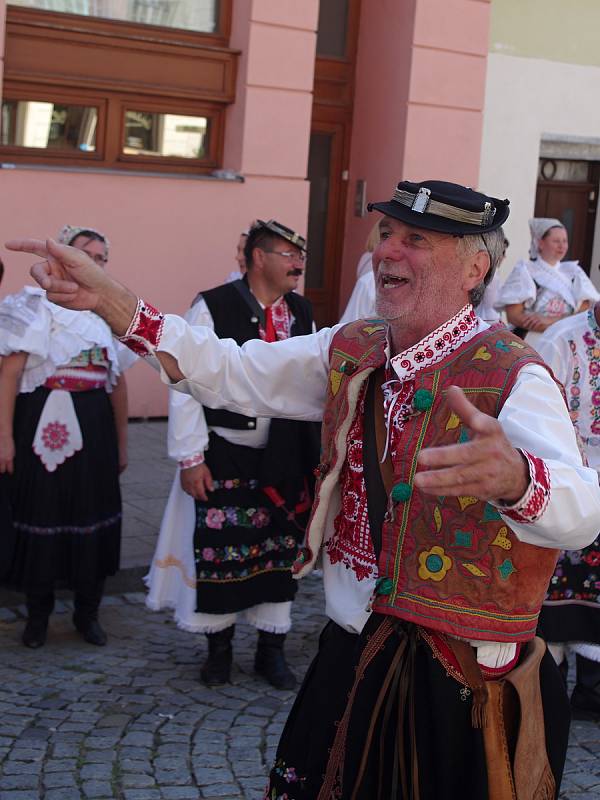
445, 385, 497, 436
5, 238, 52, 258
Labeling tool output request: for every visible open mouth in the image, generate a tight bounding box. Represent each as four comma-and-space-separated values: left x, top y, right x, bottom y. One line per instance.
380, 274, 409, 288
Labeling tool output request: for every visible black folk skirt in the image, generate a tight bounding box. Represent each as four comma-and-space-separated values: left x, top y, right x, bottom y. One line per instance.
265, 614, 570, 800
540, 534, 600, 646
193, 432, 309, 615
0, 386, 121, 592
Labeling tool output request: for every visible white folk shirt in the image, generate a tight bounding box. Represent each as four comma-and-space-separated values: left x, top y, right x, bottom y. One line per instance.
537, 308, 600, 474
121, 301, 600, 667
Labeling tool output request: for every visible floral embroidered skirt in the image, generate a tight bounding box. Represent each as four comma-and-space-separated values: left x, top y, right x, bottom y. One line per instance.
193, 432, 309, 615
541, 535, 600, 646
265, 614, 570, 800
0, 387, 121, 592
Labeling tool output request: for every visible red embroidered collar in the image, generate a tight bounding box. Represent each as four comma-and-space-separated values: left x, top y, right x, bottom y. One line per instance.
390, 304, 477, 381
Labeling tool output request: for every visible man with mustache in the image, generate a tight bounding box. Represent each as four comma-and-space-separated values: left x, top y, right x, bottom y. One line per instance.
10, 181, 600, 799
147, 218, 320, 690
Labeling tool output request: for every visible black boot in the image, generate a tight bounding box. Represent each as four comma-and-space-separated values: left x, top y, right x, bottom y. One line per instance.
201, 625, 235, 686
254, 631, 296, 690
571, 654, 600, 720
73, 579, 107, 646
22, 617, 49, 649
23, 587, 54, 648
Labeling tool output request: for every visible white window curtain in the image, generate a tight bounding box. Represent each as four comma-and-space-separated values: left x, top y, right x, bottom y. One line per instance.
8, 0, 219, 32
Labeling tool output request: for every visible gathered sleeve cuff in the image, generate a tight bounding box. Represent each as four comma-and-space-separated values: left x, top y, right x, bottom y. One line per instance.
494, 261, 537, 310
496, 363, 600, 550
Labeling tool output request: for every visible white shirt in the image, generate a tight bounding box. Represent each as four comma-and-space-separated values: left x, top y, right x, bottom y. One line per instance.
537, 309, 600, 474
339, 272, 376, 324
167, 297, 270, 466
127, 305, 600, 664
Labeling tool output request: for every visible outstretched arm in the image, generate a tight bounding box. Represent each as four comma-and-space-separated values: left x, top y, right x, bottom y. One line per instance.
7, 237, 332, 421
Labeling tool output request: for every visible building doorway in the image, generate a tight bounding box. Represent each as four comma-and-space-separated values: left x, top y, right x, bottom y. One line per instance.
305, 0, 361, 328
535, 158, 599, 274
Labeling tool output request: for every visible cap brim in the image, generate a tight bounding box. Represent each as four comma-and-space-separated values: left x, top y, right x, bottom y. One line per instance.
369, 200, 509, 235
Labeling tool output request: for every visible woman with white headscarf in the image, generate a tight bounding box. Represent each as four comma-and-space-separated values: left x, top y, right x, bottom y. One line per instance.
0, 225, 135, 650
495, 217, 600, 349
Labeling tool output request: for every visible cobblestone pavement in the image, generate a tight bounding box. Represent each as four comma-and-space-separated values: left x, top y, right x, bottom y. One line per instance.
1, 585, 600, 800
0, 578, 325, 800
1, 419, 599, 798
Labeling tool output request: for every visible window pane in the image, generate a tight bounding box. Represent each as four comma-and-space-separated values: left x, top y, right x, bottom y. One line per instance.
306, 132, 333, 290
123, 110, 209, 159
8, 0, 220, 33
538, 159, 590, 182
316, 0, 349, 58
0, 100, 97, 151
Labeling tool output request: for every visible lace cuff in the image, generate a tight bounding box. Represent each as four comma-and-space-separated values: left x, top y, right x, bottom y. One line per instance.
118, 298, 165, 357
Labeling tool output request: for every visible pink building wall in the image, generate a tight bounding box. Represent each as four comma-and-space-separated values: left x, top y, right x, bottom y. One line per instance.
338, 0, 492, 311
0, 0, 318, 417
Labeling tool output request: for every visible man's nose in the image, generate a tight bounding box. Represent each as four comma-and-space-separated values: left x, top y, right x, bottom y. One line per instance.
376, 237, 407, 262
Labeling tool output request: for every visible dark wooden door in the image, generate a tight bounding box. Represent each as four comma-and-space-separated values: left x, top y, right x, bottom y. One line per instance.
535, 174, 598, 274
304, 0, 361, 327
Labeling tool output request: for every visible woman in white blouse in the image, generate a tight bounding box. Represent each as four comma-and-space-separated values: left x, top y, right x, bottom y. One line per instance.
495, 218, 600, 349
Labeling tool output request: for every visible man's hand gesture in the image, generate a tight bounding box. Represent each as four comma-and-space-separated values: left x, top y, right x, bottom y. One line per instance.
6, 238, 137, 335
414, 386, 529, 504
6, 238, 112, 311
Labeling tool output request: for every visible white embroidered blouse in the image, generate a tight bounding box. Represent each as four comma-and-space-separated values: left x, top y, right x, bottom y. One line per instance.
495, 258, 600, 348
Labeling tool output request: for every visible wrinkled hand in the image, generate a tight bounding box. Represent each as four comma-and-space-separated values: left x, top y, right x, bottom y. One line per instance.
414, 386, 529, 503
0, 434, 15, 474
180, 463, 214, 501
5, 238, 113, 311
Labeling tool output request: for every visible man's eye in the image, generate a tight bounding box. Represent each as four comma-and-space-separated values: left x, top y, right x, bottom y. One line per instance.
408, 234, 424, 243
380, 231, 391, 240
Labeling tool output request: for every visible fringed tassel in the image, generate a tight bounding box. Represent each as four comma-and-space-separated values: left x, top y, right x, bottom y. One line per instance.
471, 683, 490, 729
532, 764, 555, 800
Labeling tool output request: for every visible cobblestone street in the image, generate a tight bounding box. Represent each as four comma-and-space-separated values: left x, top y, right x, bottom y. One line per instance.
0, 422, 599, 799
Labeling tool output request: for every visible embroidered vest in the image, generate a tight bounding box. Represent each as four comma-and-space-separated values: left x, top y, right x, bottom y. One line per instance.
298, 319, 560, 643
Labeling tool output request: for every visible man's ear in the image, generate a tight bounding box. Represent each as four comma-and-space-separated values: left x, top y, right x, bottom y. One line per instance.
464, 249, 490, 292
252, 247, 265, 273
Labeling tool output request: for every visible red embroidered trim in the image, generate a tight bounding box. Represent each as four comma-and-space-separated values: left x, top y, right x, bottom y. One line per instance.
501, 449, 550, 524
179, 452, 205, 469
119, 298, 165, 357
390, 304, 477, 381
258, 296, 292, 342
421, 629, 522, 682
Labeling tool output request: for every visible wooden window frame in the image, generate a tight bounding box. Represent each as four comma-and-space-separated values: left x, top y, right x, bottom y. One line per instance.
0, 3, 237, 174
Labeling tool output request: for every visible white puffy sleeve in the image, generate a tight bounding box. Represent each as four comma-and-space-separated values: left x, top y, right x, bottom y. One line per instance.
535, 319, 573, 387
495, 261, 537, 310
166, 298, 213, 464
566, 263, 600, 309
497, 363, 600, 550
156, 317, 335, 423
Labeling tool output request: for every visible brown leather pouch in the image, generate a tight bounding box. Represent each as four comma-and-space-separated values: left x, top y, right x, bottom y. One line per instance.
449, 637, 555, 800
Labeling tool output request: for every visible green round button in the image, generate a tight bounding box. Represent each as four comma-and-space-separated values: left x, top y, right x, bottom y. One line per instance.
413, 388, 434, 411
391, 482, 412, 503
376, 577, 394, 596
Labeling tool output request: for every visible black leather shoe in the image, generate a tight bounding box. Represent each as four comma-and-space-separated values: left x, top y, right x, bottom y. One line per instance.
74, 618, 107, 646
201, 625, 235, 686
22, 618, 48, 649
255, 631, 296, 690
